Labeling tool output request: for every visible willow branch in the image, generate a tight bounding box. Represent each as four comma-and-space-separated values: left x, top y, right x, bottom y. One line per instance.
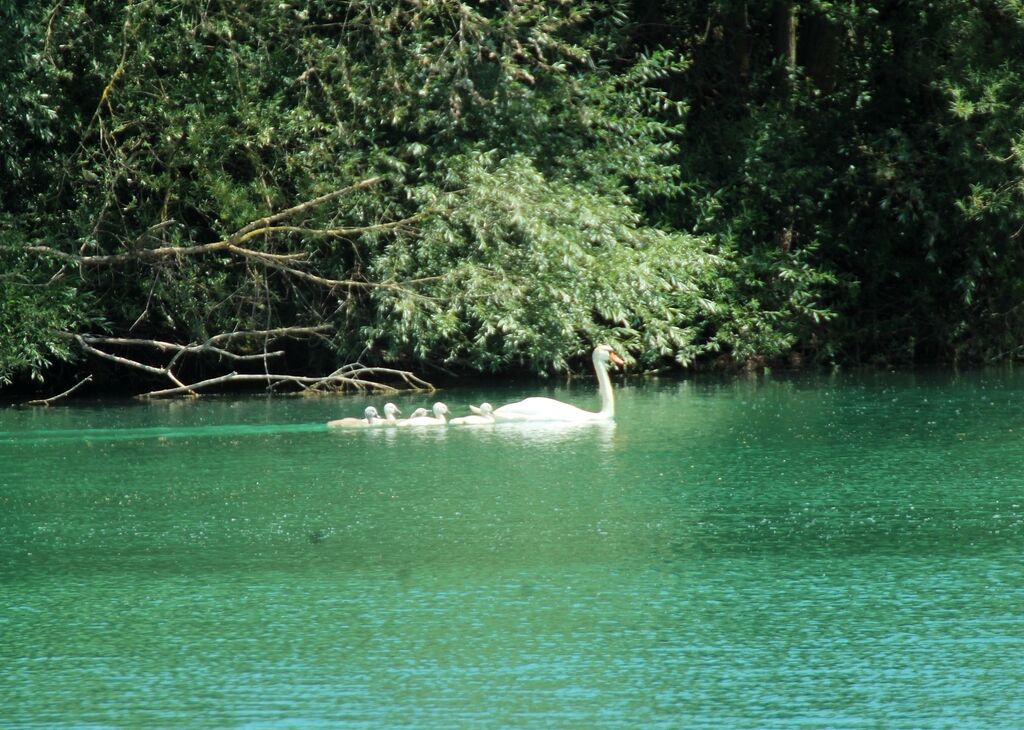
95, 18, 129, 116
43, 0, 67, 63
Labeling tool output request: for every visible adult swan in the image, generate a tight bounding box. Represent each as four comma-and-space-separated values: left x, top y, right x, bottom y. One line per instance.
492, 345, 625, 423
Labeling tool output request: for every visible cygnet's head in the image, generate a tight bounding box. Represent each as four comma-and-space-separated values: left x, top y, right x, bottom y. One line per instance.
408, 407, 430, 419
469, 402, 494, 417
383, 403, 401, 419
433, 402, 449, 417
364, 406, 380, 420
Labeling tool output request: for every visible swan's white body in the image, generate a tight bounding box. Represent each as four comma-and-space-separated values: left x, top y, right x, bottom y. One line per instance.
450, 403, 495, 426
397, 402, 449, 427
327, 406, 381, 429
491, 345, 625, 423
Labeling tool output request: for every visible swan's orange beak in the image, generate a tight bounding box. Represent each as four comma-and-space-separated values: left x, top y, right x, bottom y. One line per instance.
610, 351, 626, 367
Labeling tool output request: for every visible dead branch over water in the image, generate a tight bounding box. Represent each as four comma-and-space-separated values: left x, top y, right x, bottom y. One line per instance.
58, 327, 434, 399
25, 375, 94, 406
25, 177, 437, 400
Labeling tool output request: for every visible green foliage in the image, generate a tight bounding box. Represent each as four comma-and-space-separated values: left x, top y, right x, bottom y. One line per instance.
0, 5, 59, 180
364, 153, 728, 371
0, 227, 98, 385
664, 0, 1024, 365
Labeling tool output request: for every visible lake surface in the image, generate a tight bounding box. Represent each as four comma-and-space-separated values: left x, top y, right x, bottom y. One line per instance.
2, 370, 1023, 728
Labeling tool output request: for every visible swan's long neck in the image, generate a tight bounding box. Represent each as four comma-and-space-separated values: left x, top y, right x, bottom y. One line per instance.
594, 354, 615, 417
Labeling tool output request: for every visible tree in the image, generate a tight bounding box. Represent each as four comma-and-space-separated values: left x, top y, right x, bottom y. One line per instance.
640, 0, 1024, 365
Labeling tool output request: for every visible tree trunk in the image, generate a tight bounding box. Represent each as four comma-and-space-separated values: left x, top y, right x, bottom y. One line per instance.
731, 2, 751, 81
772, 2, 798, 69
799, 10, 842, 92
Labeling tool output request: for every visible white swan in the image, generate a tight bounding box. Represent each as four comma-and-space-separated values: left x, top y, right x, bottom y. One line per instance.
381, 402, 401, 425
491, 345, 625, 423
327, 406, 382, 429
397, 402, 449, 427
450, 403, 495, 426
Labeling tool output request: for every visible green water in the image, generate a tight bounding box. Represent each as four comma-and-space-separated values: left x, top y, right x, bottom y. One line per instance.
2, 371, 1023, 728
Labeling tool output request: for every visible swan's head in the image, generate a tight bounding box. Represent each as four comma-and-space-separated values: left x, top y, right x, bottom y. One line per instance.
383, 402, 401, 419
594, 344, 626, 368
364, 406, 380, 421
432, 402, 449, 417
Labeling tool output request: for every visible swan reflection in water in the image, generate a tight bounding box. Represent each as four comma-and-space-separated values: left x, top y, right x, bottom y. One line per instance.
484, 419, 617, 449
365, 410, 616, 450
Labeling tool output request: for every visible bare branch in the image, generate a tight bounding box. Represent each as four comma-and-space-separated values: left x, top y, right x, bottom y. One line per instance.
60, 327, 434, 399
246, 253, 418, 294
137, 372, 243, 398
205, 325, 334, 345
219, 350, 287, 362
229, 213, 425, 246
136, 371, 431, 399
28, 239, 234, 265
128, 267, 161, 331
26, 175, 392, 267
78, 335, 186, 352
25, 375, 94, 406
225, 245, 308, 262
312, 365, 436, 392
79, 334, 285, 362
231, 176, 384, 239
131, 219, 178, 247
74, 334, 167, 376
